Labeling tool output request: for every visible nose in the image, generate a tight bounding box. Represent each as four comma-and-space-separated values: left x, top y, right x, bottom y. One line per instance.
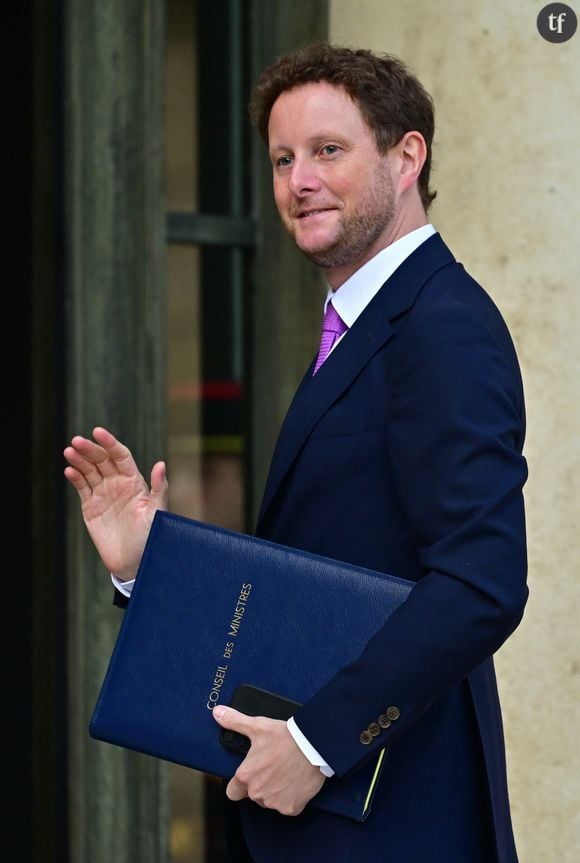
287, 156, 322, 197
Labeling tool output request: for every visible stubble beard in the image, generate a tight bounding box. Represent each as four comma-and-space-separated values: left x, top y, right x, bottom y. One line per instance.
286, 162, 396, 270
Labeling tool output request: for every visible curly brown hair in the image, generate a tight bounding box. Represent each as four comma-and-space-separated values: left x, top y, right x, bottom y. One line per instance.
249, 42, 437, 211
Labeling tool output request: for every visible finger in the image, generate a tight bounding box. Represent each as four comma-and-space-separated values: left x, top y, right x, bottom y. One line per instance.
150, 461, 168, 508
226, 775, 249, 802
78, 430, 128, 478
66, 435, 122, 481
91, 427, 143, 478
64, 444, 107, 490
63, 465, 93, 505
212, 705, 256, 737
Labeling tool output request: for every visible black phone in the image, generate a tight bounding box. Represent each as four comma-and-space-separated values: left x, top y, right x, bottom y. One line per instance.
218, 684, 302, 756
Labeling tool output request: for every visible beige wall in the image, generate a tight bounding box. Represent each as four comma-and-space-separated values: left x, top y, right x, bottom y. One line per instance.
330, 2, 580, 860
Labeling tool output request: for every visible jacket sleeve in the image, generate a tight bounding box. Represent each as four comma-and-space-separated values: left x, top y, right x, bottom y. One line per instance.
292, 302, 528, 777
113, 589, 129, 609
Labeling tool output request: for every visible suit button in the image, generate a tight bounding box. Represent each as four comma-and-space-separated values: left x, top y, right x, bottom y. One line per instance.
386, 706, 400, 721
378, 714, 391, 729
359, 730, 373, 745
368, 722, 380, 737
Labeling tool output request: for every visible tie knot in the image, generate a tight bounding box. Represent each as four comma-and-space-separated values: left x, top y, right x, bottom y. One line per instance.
322, 301, 348, 336
312, 301, 348, 375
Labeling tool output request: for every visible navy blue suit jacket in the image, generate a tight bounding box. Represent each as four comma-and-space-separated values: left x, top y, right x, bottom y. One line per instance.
238, 233, 527, 863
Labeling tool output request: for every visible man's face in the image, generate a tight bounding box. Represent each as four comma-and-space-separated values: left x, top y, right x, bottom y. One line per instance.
268, 82, 397, 283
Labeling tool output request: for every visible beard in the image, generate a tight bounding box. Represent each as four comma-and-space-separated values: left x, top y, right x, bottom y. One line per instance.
284, 161, 396, 270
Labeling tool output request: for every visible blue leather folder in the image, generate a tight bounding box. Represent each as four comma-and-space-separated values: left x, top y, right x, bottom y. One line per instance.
90, 511, 414, 821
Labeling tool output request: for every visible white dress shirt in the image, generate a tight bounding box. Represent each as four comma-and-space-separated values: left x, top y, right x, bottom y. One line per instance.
112, 223, 437, 776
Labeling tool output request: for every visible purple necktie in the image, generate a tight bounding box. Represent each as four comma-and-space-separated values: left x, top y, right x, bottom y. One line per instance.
312, 301, 348, 375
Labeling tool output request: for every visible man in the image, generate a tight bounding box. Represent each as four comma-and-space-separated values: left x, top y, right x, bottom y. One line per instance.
64, 44, 528, 863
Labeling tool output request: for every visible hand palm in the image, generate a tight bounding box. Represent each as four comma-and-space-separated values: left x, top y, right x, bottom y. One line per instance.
81, 472, 158, 576
64, 428, 168, 581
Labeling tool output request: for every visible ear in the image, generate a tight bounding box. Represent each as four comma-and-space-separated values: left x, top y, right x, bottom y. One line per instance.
393, 131, 427, 195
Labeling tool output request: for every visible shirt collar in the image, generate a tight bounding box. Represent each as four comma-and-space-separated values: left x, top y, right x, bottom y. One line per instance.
326, 224, 436, 327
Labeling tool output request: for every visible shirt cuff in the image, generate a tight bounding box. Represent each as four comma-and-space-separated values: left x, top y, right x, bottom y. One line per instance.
111, 573, 135, 597
287, 716, 335, 778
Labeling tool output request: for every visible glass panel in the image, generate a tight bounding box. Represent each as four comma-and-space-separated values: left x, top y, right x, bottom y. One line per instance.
167, 244, 203, 520
166, 4, 207, 860
166, 2, 245, 861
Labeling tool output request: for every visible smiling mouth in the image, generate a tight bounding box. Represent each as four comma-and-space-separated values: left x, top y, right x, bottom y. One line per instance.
297, 208, 335, 219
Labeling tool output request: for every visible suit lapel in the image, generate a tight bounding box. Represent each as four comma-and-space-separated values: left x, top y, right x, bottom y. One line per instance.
256, 234, 455, 529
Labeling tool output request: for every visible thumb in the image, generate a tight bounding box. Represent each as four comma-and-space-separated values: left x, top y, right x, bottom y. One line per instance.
212, 705, 254, 736
150, 461, 168, 508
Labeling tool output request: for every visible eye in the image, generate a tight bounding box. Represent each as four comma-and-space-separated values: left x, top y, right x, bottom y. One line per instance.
275, 154, 293, 169
321, 144, 340, 156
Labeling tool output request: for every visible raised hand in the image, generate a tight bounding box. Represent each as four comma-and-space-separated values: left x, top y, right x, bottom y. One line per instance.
63, 426, 168, 582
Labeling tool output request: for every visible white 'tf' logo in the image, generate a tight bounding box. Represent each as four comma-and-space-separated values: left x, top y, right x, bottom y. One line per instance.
548, 11, 567, 31
537, 4, 578, 42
